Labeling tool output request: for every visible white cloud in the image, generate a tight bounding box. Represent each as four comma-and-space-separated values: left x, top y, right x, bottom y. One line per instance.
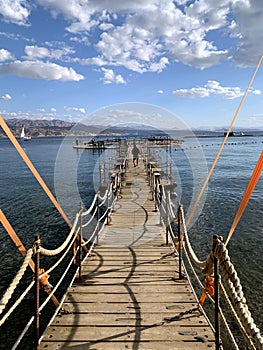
230, 0, 263, 66
0, 93, 11, 100
0, 31, 34, 43
24, 45, 75, 60
99, 23, 114, 31
78, 56, 108, 67
0, 60, 84, 81
24, 1, 229, 71
100, 67, 126, 84
37, 0, 98, 33
1, 0, 262, 75
157, 90, 164, 94
149, 57, 169, 73
50, 107, 57, 113
173, 80, 262, 99
93, 1, 231, 71
173, 87, 210, 98
64, 106, 86, 114
0, 49, 14, 62
0, 0, 31, 25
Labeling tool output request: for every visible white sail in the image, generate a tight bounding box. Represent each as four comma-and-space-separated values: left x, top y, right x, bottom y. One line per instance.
20, 126, 25, 138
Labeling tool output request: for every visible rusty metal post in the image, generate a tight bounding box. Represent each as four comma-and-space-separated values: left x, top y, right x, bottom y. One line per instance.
79, 203, 83, 279
178, 205, 183, 279
165, 190, 169, 245
34, 234, 40, 350
106, 188, 110, 225
96, 192, 100, 245
214, 255, 220, 350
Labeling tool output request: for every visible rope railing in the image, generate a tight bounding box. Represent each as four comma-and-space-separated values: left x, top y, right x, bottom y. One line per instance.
43, 227, 80, 277
149, 158, 262, 350
179, 206, 207, 268
214, 237, 263, 349
98, 189, 109, 203
176, 206, 262, 349
40, 211, 80, 257
0, 248, 33, 316
219, 280, 256, 350
179, 204, 262, 349
82, 193, 98, 216
82, 204, 98, 227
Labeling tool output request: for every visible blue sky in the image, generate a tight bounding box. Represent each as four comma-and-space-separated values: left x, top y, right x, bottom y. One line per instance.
0, 0, 263, 129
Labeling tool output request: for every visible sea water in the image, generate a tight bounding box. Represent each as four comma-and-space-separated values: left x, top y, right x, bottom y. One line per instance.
0, 135, 262, 348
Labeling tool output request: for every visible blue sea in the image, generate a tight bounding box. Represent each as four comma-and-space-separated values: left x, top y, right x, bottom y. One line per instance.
0, 135, 262, 348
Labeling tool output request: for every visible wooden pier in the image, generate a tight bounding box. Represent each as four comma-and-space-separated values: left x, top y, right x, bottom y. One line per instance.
40, 155, 215, 349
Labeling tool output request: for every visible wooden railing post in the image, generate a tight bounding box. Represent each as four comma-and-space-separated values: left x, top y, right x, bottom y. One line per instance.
34, 234, 40, 350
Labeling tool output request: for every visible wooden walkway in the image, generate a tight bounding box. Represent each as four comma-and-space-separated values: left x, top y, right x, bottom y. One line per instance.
40, 156, 215, 349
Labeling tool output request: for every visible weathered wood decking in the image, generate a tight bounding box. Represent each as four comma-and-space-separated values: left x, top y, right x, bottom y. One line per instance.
40, 156, 215, 349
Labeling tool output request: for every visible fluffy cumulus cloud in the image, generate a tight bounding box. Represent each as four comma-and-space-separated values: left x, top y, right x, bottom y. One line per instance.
0, 49, 14, 62
0, 0, 262, 78
0, 61, 84, 81
173, 80, 261, 99
100, 67, 126, 84
34, 0, 261, 70
24, 45, 75, 60
64, 106, 86, 114
0, 93, 11, 100
0, 0, 31, 25
230, 0, 263, 66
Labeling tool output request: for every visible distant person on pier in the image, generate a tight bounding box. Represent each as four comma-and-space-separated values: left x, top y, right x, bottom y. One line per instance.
132, 142, 140, 167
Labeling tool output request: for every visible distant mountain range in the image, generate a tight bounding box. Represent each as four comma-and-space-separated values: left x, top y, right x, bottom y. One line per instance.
0, 118, 262, 138
0, 118, 76, 138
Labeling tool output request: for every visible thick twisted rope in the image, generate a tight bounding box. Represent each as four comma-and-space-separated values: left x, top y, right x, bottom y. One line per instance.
178, 206, 262, 349
82, 193, 98, 216
44, 227, 79, 276
40, 212, 80, 256
179, 206, 207, 268
219, 280, 256, 350
0, 248, 33, 316
98, 189, 108, 203
214, 238, 263, 349
82, 205, 98, 228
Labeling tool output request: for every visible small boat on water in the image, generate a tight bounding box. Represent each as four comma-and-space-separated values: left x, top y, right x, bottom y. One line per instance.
73, 139, 107, 149
73, 137, 122, 150
20, 126, 31, 141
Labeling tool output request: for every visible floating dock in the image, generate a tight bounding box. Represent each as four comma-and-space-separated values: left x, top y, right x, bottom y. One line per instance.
40, 153, 215, 349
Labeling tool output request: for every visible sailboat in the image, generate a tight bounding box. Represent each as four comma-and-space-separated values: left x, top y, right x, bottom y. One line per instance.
20, 126, 31, 141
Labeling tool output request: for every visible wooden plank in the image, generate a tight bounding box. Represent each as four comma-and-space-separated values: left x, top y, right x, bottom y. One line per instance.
69, 284, 190, 293
41, 324, 214, 342
49, 311, 210, 327
40, 340, 213, 350
64, 292, 196, 303
58, 301, 198, 313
